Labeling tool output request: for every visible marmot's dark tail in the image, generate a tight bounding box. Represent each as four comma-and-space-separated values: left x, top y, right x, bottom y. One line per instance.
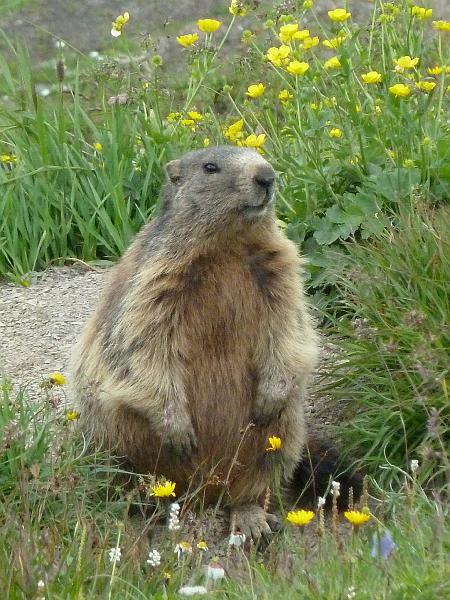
288, 436, 363, 510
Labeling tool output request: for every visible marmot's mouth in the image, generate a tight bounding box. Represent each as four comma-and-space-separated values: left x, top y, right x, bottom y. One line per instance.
241, 194, 274, 215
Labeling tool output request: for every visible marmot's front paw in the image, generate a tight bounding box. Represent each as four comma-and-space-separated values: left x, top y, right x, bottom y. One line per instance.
252, 373, 295, 426
163, 424, 197, 458
230, 505, 281, 543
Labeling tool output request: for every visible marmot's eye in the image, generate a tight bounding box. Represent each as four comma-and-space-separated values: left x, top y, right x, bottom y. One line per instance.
203, 162, 220, 173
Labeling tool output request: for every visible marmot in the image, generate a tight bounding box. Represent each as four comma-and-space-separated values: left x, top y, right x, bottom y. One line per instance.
70, 145, 355, 539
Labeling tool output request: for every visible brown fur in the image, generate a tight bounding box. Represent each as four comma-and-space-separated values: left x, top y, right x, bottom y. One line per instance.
70, 146, 319, 536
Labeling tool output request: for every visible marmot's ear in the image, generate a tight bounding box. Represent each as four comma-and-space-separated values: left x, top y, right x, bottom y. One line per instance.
166, 159, 182, 183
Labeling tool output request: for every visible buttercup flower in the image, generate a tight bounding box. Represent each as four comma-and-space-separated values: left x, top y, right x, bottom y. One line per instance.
242, 133, 266, 151
344, 510, 371, 526
323, 34, 346, 48
303, 0, 313, 8
66, 410, 80, 421
266, 435, 282, 451
1, 153, 17, 165
150, 480, 176, 498
329, 128, 343, 138
328, 8, 351, 22
279, 23, 299, 42
187, 111, 203, 121
286, 509, 315, 526
197, 19, 222, 33
278, 89, 294, 103
229, 0, 247, 16
293, 29, 310, 41
362, 71, 382, 84
246, 83, 265, 98
324, 56, 341, 70
394, 56, 419, 71
416, 80, 436, 92
49, 372, 67, 385
93, 142, 102, 152
411, 6, 432, 19
432, 20, 450, 31
111, 12, 129, 37
224, 119, 245, 142
266, 45, 290, 67
286, 60, 309, 75
302, 36, 319, 49
428, 66, 443, 75
389, 83, 411, 98
176, 33, 199, 47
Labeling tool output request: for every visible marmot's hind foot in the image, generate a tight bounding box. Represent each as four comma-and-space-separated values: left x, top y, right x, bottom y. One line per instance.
230, 504, 281, 543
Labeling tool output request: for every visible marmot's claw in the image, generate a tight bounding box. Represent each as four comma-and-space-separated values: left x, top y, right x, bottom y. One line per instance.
230, 505, 281, 545
164, 428, 197, 458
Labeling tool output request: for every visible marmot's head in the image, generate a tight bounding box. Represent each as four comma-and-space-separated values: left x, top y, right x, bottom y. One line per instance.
163, 145, 276, 229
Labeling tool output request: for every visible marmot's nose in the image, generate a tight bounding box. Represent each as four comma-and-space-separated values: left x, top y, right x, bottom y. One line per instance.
254, 166, 275, 190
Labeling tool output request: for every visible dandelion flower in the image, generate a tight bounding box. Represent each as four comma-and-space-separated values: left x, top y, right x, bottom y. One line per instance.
176, 33, 199, 47
147, 549, 161, 566
286, 510, 315, 526
197, 540, 208, 551
361, 71, 382, 84
416, 81, 436, 92
49, 372, 67, 386
229, 0, 247, 16
389, 83, 411, 98
246, 83, 265, 98
286, 60, 309, 75
329, 128, 343, 138
111, 12, 129, 37
224, 119, 245, 142
411, 6, 433, 19
108, 547, 122, 563
344, 510, 371, 526
197, 19, 222, 33
324, 56, 341, 70
432, 20, 450, 31
266, 45, 291, 67
150, 480, 176, 498
278, 23, 299, 42
278, 89, 294, 103
328, 8, 351, 22
394, 55, 419, 71
428, 65, 443, 75
266, 435, 282, 451
66, 410, 80, 421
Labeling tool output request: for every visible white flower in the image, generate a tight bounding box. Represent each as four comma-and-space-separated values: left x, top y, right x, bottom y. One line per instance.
410, 459, 419, 473
55, 40, 65, 48
206, 564, 225, 581
317, 496, 326, 508
331, 481, 341, 498
39, 88, 51, 97
168, 516, 181, 530
228, 531, 246, 547
108, 547, 122, 563
37, 580, 45, 589
146, 549, 161, 567
170, 502, 181, 515
347, 586, 356, 599
168, 502, 181, 530
178, 585, 208, 596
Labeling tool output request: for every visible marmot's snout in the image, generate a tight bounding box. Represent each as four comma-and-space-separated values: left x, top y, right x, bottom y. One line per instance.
253, 164, 276, 192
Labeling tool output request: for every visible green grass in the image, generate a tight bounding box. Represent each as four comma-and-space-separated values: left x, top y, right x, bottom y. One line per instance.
1, 381, 449, 599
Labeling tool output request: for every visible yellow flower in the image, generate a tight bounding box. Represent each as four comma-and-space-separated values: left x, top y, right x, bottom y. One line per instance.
411, 6, 432, 19
389, 83, 411, 98
302, 36, 319, 49
93, 142, 102, 152
323, 34, 346, 48
303, 0, 313, 8
197, 541, 208, 550
286, 60, 309, 75
167, 111, 181, 122
1, 153, 17, 164
246, 83, 265, 98
224, 119, 245, 142
266, 435, 282, 451
324, 56, 341, 70
197, 19, 222, 33
286, 510, 315, 526
416, 80, 436, 92
279, 23, 299, 42
203, 138, 210, 147
394, 55, 419, 71
344, 510, 371, 526
309, 102, 319, 110
187, 111, 203, 121
361, 71, 382, 84
49, 372, 67, 386
329, 127, 343, 138
433, 20, 450, 31
427, 65, 442, 75
111, 11, 130, 37
181, 118, 195, 127
278, 89, 294, 103
325, 96, 337, 107
266, 45, 291, 67
243, 133, 266, 149
229, 0, 247, 16
66, 410, 80, 421
328, 8, 351, 22
150, 480, 176, 498
293, 29, 310, 41
423, 136, 431, 146
176, 33, 199, 47
403, 159, 415, 168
